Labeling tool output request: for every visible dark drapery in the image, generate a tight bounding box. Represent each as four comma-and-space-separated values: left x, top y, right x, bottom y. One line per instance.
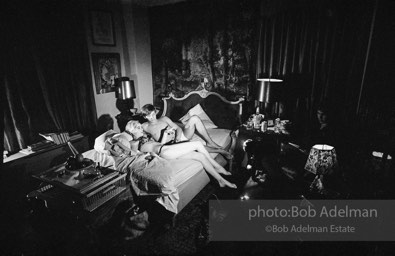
3, 1, 97, 154
150, 0, 395, 131
255, 0, 377, 126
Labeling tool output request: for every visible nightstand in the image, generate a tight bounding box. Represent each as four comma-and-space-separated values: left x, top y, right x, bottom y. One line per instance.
235, 126, 290, 164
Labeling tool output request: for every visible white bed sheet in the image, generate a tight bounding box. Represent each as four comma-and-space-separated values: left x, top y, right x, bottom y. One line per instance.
167, 159, 203, 187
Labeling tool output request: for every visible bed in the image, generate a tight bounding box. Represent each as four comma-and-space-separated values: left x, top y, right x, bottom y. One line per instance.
83, 88, 244, 214
159, 88, 244, 212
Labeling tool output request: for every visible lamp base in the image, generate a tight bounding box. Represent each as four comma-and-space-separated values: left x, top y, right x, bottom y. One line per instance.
309, 174, 324, 193
256, 102, 282, 119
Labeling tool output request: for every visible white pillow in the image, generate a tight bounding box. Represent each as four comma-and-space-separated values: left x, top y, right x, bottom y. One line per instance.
94, 130, 118, 155
179, 104, 218, 129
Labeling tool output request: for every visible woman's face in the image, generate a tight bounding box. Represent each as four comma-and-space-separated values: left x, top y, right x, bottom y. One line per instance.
126, 122, 143, 138
133, 123, 143, 133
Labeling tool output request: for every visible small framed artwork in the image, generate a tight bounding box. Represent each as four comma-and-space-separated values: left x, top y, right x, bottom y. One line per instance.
91, 53, 121, 94
90, 10, 115, 46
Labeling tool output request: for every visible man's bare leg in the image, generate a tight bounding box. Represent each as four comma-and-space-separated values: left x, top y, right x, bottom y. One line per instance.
183, 116, 222, 149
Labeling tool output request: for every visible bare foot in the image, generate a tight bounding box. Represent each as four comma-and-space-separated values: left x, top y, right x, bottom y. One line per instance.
218, 178, 237, 189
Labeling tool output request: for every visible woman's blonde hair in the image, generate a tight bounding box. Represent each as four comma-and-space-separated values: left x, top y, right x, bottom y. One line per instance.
125, 120, 140, 134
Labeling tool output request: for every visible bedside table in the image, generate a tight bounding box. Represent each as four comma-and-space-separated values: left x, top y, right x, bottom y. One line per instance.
235, 126, 290, 164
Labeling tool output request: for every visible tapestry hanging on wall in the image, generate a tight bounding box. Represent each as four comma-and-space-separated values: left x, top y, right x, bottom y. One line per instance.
150, 0, 259, 106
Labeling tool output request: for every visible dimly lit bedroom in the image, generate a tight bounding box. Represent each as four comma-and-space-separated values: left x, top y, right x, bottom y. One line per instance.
2, 0, 395, 255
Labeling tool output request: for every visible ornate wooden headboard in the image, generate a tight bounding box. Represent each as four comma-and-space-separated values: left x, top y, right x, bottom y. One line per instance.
161, 88, 245, 129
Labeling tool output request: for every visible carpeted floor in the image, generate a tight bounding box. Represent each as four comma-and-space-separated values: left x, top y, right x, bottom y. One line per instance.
101, 183, 217, 256
98, 174, 395, 256
3, 172, 395, 256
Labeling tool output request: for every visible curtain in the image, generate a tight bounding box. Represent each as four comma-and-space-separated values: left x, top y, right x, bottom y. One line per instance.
255, 0, 376, 127
149, 0, 388, 126
3, 1, 97, 154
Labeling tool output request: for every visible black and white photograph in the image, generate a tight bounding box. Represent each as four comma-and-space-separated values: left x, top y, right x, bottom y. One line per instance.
3, 0, 395, 255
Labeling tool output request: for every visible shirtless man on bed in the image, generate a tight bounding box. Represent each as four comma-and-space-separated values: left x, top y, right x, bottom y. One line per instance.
140, 104, 233, 159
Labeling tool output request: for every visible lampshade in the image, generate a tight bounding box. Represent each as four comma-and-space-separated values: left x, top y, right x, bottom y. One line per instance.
115, 77, 136, 100
304, 144, 338, 175
257, 78, 283, 82
256, 78, 283, 103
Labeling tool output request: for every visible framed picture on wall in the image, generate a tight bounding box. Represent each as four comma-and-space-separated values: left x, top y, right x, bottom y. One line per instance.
91, 53, 121, 94
90, 11, 116, 46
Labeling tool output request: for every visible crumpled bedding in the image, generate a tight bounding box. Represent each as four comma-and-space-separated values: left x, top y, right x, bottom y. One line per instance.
115, 153, 180, 214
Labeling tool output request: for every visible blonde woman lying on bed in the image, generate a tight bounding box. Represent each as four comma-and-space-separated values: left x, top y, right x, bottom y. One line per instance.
124, 120, 237, 189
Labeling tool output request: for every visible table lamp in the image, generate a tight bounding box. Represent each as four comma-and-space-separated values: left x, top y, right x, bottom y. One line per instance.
256, 78, 283, 116
114, 77, 137, 132
304, 144, 338, 192
115, 77, 136, 100
114, 77, 136, 112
